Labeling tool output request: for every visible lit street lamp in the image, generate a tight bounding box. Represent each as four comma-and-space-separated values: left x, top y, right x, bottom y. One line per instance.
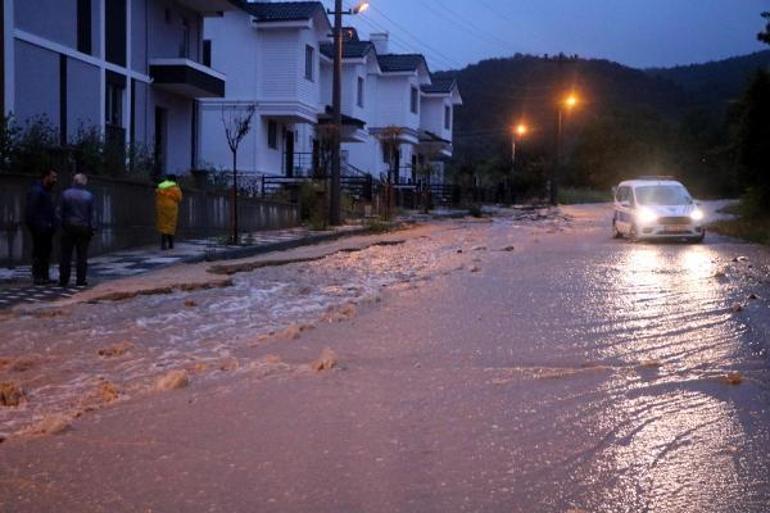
328, 0, 369, 226
552, 92, 579, 205
509, 122, 528, 204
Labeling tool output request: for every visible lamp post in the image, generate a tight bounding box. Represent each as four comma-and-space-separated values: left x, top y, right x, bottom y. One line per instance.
328, 0, 369, 226
552, 93, 578, 205
509, 123, 527, 204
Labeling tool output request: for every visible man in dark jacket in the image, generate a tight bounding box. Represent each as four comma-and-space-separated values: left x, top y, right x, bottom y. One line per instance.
25, 169, 58, 285
58, 173, 95, 287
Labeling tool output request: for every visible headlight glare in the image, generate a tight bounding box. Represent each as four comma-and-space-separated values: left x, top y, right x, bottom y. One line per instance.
637, 208, 658, 224
690, 209, 704, 221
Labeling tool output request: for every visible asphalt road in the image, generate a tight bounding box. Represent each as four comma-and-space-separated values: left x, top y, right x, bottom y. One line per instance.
1, 204, 768, 513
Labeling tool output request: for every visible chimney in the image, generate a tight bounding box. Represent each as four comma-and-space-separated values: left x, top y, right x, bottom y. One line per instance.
370, 32, 389, 54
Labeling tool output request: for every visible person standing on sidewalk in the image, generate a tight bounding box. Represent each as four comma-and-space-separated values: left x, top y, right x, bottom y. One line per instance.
155, 175, 183, 250
25, 169, 58, 285
58, 173, 95, 287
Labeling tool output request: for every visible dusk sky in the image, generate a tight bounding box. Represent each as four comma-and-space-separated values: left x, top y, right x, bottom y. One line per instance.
342, 0, 769, 71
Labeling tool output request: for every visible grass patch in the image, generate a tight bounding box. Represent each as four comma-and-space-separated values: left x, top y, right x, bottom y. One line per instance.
709, 216, 770, 245
558, 187, 610, 205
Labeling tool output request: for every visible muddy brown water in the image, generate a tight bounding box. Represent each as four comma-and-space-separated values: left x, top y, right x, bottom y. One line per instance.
0, 205, 768, 513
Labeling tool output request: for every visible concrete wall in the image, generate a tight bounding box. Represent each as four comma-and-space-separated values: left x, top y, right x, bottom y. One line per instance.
421, 95, 452, 141
147, 0, 202, 62
260, 29, 299, 99
0, 173, 300, 266
150, 88, 193, 175
203, 10, 258, 99
15, 0, 77, 49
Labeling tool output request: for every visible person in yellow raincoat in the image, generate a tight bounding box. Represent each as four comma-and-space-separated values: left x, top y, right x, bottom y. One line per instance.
155, 175, 183, 250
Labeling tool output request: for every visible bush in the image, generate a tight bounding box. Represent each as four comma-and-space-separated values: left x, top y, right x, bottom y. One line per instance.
299, 180, 327, 230
557, 187, 610, 204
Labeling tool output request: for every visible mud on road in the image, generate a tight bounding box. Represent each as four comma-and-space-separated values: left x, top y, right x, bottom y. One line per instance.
1, 204, 768, 513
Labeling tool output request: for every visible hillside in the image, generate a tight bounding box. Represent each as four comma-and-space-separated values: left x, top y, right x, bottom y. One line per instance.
440, 51, 770, 164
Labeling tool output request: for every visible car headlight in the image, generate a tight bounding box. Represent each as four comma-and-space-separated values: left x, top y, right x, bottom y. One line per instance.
636, 208, 658, 224
690, 209, 704, 222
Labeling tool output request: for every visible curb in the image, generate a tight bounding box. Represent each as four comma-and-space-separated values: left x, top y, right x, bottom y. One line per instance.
184, 226, 377, 264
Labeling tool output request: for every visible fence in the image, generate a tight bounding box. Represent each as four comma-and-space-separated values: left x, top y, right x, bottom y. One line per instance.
0, 173, 299, 267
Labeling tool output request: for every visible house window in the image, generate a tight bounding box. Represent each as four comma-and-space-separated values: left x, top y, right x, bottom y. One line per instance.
268, 120, 278, 149
77, 0, 92, 55
357, 77, 365, 108
444, 105, 451, 130
304, 45, 315, 81
180, 18, 191, 58
410, 86, 419, 114
203, 40, 212, 67
105, 0, 127, 66
104, 81, 125, 127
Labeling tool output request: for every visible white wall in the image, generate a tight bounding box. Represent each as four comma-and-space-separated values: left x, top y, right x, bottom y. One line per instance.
204, 10, 258, 100
421, 95, 452, 141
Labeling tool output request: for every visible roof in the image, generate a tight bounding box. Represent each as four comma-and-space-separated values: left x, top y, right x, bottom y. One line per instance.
421, 76, 457, 94
320, 41, 375, 60
378, 54, 429, 74
618, 179, 685, 188
419, 130, 451, 145
235, 1, 326, 22
319, 106, 366, 129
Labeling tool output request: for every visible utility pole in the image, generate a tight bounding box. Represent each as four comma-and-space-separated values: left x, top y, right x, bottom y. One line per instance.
328, 1, 369, 226
329, 0, 343, 226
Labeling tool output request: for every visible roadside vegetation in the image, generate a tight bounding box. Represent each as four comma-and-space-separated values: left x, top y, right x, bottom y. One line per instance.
557, 187, 610, 205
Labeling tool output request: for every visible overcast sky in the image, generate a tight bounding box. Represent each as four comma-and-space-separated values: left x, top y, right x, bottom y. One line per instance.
341, 0, 769, 71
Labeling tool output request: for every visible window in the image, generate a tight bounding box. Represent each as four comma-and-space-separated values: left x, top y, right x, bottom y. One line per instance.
410, 86, 419, 114
304, 45, 315, 81
444, 105, 452, 130
268, 120, 278, 149
203, 40, 212, 67
180, 18, 191, 59
105, 73, 126, 127
105, 0, 127, 66
357, 77, 365, 108
77, 0, 92, 54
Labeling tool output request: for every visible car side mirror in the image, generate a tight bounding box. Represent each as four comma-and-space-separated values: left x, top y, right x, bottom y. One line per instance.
611, 186, 618, 197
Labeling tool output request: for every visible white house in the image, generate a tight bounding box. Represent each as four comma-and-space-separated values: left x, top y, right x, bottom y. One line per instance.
198, 0, 332, 177
197, 3, 461, 188
1, 0, 233, 175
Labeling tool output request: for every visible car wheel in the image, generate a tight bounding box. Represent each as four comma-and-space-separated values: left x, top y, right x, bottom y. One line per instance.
690, 231, 705, 244
612, 220, 623, 239
628, 223, 640, 241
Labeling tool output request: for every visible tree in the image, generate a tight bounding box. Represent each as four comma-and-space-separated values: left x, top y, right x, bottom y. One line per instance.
758, 12, 770, 45
733, 70, 770, 213
221, 104, 256, 244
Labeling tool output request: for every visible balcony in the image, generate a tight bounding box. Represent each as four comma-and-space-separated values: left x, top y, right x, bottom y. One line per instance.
149, 59, 225, 98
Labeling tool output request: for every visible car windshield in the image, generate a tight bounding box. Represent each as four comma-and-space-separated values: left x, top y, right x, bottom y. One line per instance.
635, 185, 692, 206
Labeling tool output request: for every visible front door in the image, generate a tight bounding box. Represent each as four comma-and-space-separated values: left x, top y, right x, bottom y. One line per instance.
284, 130, 295, 177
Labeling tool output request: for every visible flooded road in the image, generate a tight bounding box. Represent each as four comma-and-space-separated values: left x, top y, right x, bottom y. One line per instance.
1, 204, 768, 512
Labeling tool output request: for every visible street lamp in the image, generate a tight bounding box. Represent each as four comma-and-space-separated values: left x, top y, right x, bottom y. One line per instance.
552, 92, 579, 205
328, 0, 369, 226
509, 122, 528, 205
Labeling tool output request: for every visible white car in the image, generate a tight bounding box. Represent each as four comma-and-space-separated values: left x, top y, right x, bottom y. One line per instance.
612, 177, 705, 243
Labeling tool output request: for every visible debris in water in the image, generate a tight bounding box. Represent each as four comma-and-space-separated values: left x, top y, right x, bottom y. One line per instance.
263, 354, 283, 365
0, 382, 26, 407
469, 265, 481, 273
733, 256, 749, 263
155, 370, 190, 391
719, 372, 743, 386
219, 357, 240, 372
183, 300, 198, 308
322, 303, 357, 323
10, 356, 40, 372
98, 341, 133, 358
748, 293, 759, 300
501, 245, 515, 252
456, 249, 463, 254
277, 324, 302, 341
24, 414, 71, 436
638, 360, 662, 369
472, 245, 488, 251
97, 381, 120, 403
731, 303, 744, 313
312, 348, 338, 372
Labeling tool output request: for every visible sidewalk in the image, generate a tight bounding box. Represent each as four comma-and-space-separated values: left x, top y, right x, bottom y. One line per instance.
0, 224, 366, 309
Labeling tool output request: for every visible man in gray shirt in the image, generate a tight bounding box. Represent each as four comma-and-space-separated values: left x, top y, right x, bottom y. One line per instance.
58, 173, 95, 287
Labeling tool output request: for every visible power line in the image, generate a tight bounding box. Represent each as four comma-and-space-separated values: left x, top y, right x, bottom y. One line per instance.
419, 0, 518, 56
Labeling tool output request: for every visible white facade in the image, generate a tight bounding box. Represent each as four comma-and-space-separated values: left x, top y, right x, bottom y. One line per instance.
198, 5, 330, 176
197, 5, 461, 187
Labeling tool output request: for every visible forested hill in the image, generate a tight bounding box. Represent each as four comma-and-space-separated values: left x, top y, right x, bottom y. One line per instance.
439, 51, 770, 164
648, 50, 770, 112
